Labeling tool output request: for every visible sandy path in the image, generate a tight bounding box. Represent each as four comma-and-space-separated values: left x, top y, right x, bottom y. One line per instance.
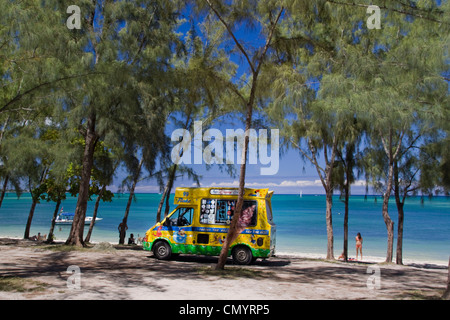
0, 239, 447, 300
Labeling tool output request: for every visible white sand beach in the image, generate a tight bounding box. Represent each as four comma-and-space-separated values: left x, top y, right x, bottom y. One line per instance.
0, 238, 448, 300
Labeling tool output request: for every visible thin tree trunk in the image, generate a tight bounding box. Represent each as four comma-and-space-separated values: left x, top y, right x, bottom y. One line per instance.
164, 166, 177, 218
215, 99, 253, 270
343, 179, 349, 262
85, 185, 105, 243
24, 168, 48, 239
325, 190, 334, 260
443, 257, 450, 300
0, 117, 9, 207
395, 202, 404, 265
156, 164, 177, 223
380, 129, 397, 263
382, 167, 395, 263
66, 112, 97, 247
24, 200, 38, 239
164, 187, 172, 217
47, 197, 62, 243
156, 184, 169, 223
203, 1, 283, 270
119, 157, 144, 244
343, 141, 355, 262
0, 174, 9, 208
156, 108, 191, 223
394, 161, 404, 265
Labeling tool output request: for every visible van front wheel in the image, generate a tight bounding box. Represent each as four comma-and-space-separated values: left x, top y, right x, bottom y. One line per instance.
232, 246, 253, 265
153, 241, 172, 260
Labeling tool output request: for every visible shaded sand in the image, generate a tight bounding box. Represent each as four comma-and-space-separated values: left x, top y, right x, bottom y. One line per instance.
0, 238, 447, 300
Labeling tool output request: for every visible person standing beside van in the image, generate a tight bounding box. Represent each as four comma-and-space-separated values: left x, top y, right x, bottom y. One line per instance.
355, 233, 363, 260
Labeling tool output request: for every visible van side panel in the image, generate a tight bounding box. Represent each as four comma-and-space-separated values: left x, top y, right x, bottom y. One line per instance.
143, 225, 272, 258
143, 187, 276, 260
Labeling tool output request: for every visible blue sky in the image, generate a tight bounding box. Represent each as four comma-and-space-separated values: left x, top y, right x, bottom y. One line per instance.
126, 146, 369, 195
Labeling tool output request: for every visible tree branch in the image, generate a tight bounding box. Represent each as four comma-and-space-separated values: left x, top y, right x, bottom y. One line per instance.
255, 7, 284, 76
0, 72, 103, 114
204, 0, 256, 73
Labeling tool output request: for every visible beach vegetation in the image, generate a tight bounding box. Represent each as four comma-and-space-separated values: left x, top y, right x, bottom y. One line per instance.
0, 276, 48, 293
60, 0, 182, 248
265, 0, 449, 264
0, 0, 448, 274
192, 0, 285, 270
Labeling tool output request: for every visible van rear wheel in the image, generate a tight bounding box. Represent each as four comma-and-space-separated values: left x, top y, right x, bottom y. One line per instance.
153, 241, 172, 260
232, 246, 253, 265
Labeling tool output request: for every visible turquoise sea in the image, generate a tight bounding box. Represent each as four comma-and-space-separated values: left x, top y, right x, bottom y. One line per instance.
0, 193, 449, 265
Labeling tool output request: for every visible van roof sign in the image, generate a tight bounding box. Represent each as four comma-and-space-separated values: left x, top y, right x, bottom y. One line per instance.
210, 189, 239, 195
173, 187, 271, 204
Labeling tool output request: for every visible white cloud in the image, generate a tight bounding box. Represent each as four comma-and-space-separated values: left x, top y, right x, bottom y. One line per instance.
134, 185, 161, 193
197, 179, 324, 188
194, 178, 367, 190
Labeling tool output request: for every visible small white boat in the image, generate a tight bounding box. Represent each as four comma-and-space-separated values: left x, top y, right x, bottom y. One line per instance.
55, 211, 102, 225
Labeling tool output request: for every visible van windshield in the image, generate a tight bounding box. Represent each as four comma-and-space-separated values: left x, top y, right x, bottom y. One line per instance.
166, 207, 193, 227
200, 199, 257, 226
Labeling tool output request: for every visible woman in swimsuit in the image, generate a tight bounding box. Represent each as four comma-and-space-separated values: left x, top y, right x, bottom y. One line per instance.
355, 233, 363, 260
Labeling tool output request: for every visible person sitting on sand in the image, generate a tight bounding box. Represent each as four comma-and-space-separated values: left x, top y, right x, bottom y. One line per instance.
29, 233, 39, 241
128, 233, 136, 245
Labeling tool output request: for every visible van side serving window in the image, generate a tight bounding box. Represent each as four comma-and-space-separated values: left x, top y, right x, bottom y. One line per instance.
200, 199, 257, 226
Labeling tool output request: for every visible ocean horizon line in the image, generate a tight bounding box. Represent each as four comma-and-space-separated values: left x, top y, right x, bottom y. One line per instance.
3, 191, 449, 198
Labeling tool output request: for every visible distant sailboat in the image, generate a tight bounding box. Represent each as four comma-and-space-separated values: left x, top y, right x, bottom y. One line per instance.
299, 190, 303, 198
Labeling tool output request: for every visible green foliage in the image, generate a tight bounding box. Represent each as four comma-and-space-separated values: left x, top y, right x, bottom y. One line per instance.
0, 0, 447, 253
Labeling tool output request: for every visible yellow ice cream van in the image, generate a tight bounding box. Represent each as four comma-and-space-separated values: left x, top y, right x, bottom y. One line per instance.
143, 187, 276, 264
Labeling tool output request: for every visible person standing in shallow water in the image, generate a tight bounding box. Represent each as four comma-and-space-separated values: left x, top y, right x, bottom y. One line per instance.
356, 233, 363, 260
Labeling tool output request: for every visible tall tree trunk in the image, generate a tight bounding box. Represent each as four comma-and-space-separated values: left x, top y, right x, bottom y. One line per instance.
443, 258, 450, 300
85, 185, 105, 243
382, 164, 395, 263
156, 107, 192, 223
325, 189, 334, 260
203, 1, 283, 270
119, 157, 144, 244
156, 184, 169, 223
342, 141, 355, 262
215, 99, 253, 270
394, 161, 404, 265
0, 116, 10, 208
395, 201, 404, 265
47, 197, 62, 243
24, 168, 48, 239
156, 167, 176, 223
24, 200, 38, 239
380, 129, 398, 263
0, 174, 9, 208
66, 112, 97, 247
343, 178, 349, 262
164, 168, 178, 218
